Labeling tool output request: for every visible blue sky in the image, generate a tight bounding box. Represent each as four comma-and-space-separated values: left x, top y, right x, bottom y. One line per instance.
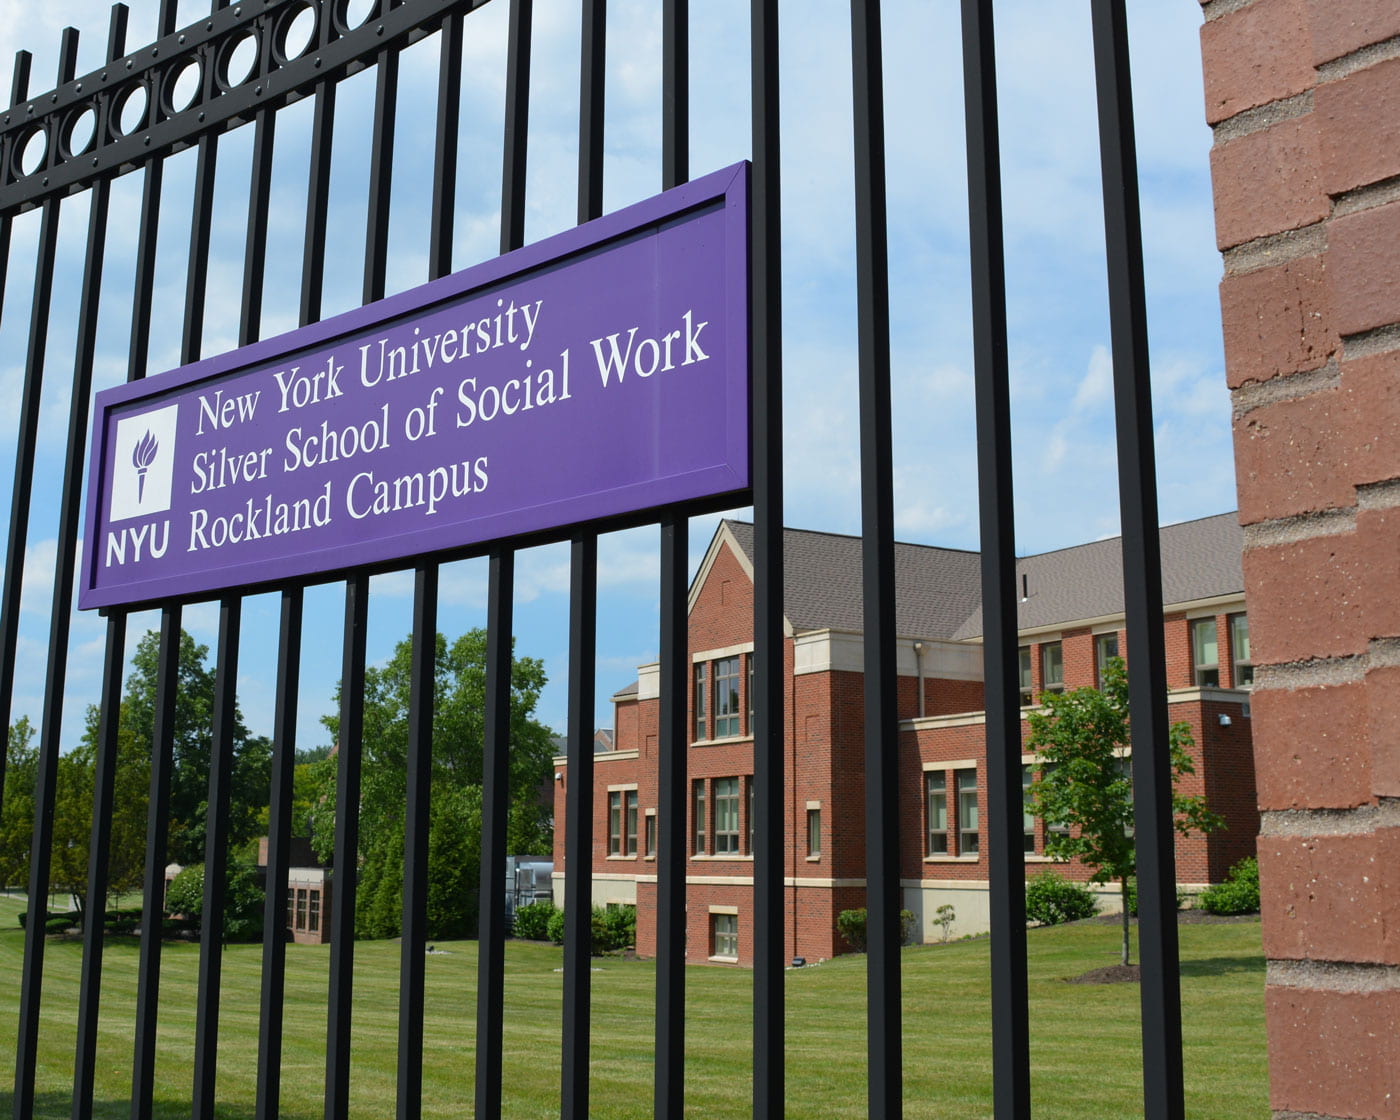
0, 1, 1232, 751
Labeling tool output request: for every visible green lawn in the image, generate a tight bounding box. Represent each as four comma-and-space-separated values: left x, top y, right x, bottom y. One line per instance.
0, 893, 1266, 1118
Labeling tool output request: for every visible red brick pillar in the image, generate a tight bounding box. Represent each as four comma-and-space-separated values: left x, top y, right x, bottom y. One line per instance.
1199, 2, 1400, 1117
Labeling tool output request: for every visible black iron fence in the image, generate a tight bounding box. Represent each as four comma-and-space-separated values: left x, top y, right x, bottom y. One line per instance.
0, 1, 1186, 1117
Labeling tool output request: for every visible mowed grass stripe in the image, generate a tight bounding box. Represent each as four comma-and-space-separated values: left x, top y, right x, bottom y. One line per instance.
0, 894, 1265, 1118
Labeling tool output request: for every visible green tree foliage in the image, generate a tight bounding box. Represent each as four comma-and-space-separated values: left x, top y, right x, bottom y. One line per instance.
1026, 658, 1222, 966
314, 630, 556, 941
117, 629, 272, 865
162, 860, 264, 941
0, 717, 37, 890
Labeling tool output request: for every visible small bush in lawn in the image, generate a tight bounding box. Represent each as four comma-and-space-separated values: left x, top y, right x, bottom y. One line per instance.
600, 904, 636, 951
44, 916, 72, 935
933, 904, 956, 943
1024, 871, 1098, 926
837, 907, 917, 951
511, 901, 556, 941
546, 907, 566, 945
1198, 857, 1260, 915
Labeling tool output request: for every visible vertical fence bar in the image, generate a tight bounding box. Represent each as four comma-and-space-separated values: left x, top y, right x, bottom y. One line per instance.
401, 12, 462, 1118
750, 0, 785, 1112
12, 31, 81, 1119
475, 549, 513, 1118
193, 597, 241, 1120
562, 3, 605, 1115
561, 533, 597, 1120
254, 585, 301, 1120
399, 563, 437, 1120
131, 605, 182, 1120
849, 2, 902, 1114
69, 14, 130, 1116
1089, 4, 1183, 1118
654, 4, 689, 1115
181, 130, 218, 366
499, 0, 532, 258
325, 573, 368, 1120
961, 2, 1030, 1116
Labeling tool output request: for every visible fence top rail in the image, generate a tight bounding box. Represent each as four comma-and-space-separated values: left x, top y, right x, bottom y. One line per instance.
0, 0, 488, 217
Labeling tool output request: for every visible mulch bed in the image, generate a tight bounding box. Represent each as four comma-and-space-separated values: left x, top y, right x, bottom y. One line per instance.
1069, 964, 1141, 985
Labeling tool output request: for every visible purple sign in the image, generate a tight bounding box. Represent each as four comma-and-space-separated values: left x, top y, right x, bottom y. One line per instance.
80, 163, 749, 610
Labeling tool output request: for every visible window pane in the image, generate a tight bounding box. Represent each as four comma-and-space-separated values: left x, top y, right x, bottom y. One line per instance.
926, 771, 947, 855
715, 657, 741, 737
694, 663, 707, 741
308, 889, 320, 933
692, 780, 706, 855
714, 777, 740, 853
645, 813, 657, 858
1022, 765, 1035, 853
625, 791, 638, 856
1041, 642, 1063, 690
713, 913, 738, 958
608, 791, 622, 855
957, 769, 979, 855
1192, 618, 1219, 686
1230, 613, 1253, 686
807, 808, 821, 857
1095, 633, 1118, 688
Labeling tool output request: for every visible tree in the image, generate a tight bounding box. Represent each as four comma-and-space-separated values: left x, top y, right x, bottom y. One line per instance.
0, 717, 36, 891
314, 629, 556, 940
1026, 658, 1221, 966
117, 629, 272, 866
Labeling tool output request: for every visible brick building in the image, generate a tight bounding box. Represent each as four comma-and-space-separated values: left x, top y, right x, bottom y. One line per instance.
553, 512, 1257, 965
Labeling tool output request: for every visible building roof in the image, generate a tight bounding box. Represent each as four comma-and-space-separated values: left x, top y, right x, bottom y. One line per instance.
721, 512, 1243, 641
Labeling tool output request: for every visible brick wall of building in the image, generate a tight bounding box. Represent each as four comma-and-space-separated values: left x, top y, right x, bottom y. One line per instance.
1198, 2, 1400, 1115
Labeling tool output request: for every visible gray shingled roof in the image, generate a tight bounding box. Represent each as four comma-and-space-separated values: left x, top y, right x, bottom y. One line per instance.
722, 513, 1243, 641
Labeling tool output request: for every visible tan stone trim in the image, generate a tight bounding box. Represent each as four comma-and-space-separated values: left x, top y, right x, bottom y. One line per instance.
708, 904, 739, 915
606, 782, 638, 792
553, 749, 640, 766
692, 641, 754, 663
1267, 959, 1400, 993
922, 758, 978, 772
805, 799, 821, 810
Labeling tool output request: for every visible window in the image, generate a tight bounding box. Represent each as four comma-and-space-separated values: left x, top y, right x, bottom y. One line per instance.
747, 778, 755, 853
747, 655, 754, 731
286, 888, 295, 930
1229, 612, 1252, 687
807, 807, 821, 857
645, 811, 657, 858
926, 772, 948, 855
1023, 765, 1036, 853
712, 912, 738, 959
307, 888, 320, 933
692, 780, 706, 855
296, 888, 308, 931
1191, 618, 1219, 686
714, 777, 740, 854
608, 790, 638, 856
1019, 647, 1033, 705
1041, 642, 1064, 694
957, 769, 979, 855
714, 656, 741, 737
693, 662, 707, 740
1095, 632, 1119, 689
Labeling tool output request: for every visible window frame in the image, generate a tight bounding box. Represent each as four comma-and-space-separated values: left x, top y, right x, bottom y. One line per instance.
1191, 617, 1220, 687
926, 771, 948, 855
806, 806, 821, 858
1095, 632, 1119, 689
1229, 612, 1252, 687
692, 779, 706, 855
1018, 646, 1033, 706
1040, 641, 1064, 694
693, 662, 707, 741
712, 912, 739, 960
644, 809, 657, 859
1022, 765, 1036, 854
957, 768, 980, 856
713, 656, 741, 738
713, 776, 741, 854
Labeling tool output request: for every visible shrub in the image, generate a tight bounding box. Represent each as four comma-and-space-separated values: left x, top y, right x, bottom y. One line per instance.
595, 904, 636, 952
1024, 871, 1098, 926
1198, 856, 1260, 916
546, 907, 566, 945
933, 904, 956, 943
44, 916, 73, 935
836, 908, 917, 952
164, 864, 205, 919
512, 900, 557, 941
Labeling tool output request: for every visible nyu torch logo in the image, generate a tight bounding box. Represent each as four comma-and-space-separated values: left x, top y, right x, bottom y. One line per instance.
106, 405, 178, 573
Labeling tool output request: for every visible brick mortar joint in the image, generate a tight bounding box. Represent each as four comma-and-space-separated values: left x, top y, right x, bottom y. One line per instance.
1358, 479, 1400, 511
1267, 958, 1400, 993
1340, 319, 1400, 362
1231, 361, 1339, 418
1199, 0, 1255, 23
1316, 34, 1400, 85
1211, 90, 1312, 144
1242, 509, 1355, 548
1254, 639, 1400, 688
1221, 222, 1325, 277
1259, 797, 1400, 838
